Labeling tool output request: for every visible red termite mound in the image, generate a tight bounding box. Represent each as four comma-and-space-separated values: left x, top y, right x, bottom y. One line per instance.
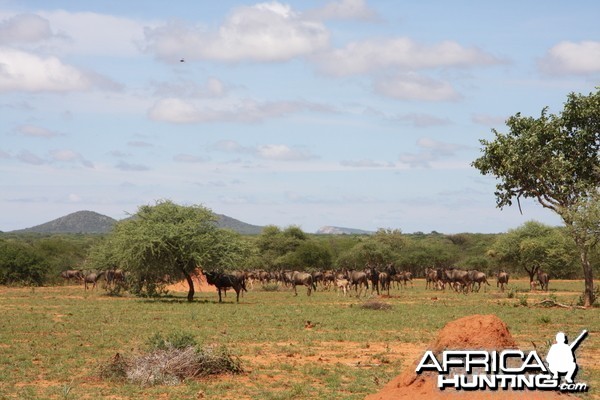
366, 314, 570, 400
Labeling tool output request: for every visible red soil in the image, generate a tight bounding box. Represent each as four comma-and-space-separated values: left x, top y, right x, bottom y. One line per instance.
366, 314, 571, 400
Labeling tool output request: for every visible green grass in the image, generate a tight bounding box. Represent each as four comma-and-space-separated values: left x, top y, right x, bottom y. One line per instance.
0, 279, 597, 399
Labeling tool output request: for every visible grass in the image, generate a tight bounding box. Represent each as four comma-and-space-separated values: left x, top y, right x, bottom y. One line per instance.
0, 279, 598, 399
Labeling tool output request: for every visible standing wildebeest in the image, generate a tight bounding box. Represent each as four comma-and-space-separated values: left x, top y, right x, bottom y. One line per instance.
204, 271, 247, 303
84, 271, 106, 290
497, 271, 509, 292
443, 268, 471, 293
537, 270, 550, 291
365, 265, 380, 295
60, 269, 83, 283
468, 270, 490, 292
346, 270, 369, 297
290, 271, 316, 296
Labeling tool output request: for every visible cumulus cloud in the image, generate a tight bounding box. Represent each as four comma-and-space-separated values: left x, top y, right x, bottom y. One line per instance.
148, 97, 331, 124
0, 47, 119, 92
143, 2, 329, 62
306, 0, 379, 21
374, 73, 461, 101
0, 13, 55, 44
471, 113, 506, 126
314, 37, 502, 76
538, 41, 600, 76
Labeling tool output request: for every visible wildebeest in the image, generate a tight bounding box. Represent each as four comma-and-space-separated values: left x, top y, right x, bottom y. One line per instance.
204, 271, 247, 303
497, 271, 509, 292
346, 270, 369, 297
84, 271, 106, 290
537, 270, 550, 291
443, 268, 471, 293
335, 278, 350, 297
60, 269, 83, 283
365, 265, 380, 295
290, 271, 316, 296
105, 268, 125, 287
467, 270, 490, 292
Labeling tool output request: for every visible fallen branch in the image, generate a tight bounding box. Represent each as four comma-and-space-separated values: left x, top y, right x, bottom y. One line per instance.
534, 299, 586, 310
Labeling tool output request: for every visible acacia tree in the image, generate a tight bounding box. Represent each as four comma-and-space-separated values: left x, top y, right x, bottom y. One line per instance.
473, 88, 600, 306
96, 200, 244, 302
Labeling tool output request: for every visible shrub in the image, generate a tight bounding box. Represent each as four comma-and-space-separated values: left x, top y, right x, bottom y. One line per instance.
100, 333, 242, 386
360, 300, 392, 311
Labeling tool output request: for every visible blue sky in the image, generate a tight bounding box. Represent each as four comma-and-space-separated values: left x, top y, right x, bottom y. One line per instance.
1, 0, 599, 233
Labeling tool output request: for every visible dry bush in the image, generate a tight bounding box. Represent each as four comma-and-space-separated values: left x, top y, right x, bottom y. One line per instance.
360, 300, 392, 310
100, 344, 242, 386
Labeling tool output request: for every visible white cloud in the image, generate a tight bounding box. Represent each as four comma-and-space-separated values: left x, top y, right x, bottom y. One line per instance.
151, 77, 227, 98
39, 10, 149, 57
399, 137, 468, 168
393, 113, 451, 127
0, 13, 55, 44
374, 73, 460, 101
148, 97, 330, 123
143, 2, 329, 62
340, 159, 394, 168
49, 149, 94, 168
17, 150, 45, 165
211, 139, 316, 161
314, 37, 502, 76
256, 144, 315, 161
538, 41, 600, 76
0, 47, 119, 92
306, 0, 379, 22
471, 113, 506, 126
16, 124, 62, 138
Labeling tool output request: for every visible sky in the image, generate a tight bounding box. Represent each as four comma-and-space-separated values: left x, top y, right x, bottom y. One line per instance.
1, 0, 599, 234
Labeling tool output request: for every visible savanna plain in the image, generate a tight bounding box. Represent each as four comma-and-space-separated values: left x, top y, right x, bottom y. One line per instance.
0, 279, 598, 399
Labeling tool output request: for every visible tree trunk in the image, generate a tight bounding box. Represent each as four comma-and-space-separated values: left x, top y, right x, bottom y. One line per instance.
579, 246, 595, 307
182, 269, 195, 302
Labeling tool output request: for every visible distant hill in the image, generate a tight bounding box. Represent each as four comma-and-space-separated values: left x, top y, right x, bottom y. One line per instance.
14, 210, 117, 234
316, 226, 373, 235
214, 214, 263, 234
9, 210, 264, 235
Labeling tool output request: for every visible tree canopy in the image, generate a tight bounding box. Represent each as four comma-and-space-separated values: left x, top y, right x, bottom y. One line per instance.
473, 88, 600, 306
89, 200, 245, 301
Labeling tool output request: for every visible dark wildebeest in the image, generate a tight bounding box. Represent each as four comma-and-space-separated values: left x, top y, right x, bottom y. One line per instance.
106, 268, 125, 287
378, 272, 391, 295
84, 271, 106, 290
204, 271, 247, 303
468, 270, 490, 292
537, 270, 550, 291
365, 265, 380, 295
290, 271, 316, 296
346, 270, 369, 297
60, 269, 83, 283
443, 268, 471, 293
497, 271, 509, 292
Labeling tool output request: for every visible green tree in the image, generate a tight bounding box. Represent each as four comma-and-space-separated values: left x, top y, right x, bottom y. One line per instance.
91, 200, 242, 301
473, 88, 600, 306
491, 221, 577, 281
0, 239, 47, 285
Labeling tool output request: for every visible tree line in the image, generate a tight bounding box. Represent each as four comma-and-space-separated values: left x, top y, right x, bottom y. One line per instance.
0, 203, 592, 291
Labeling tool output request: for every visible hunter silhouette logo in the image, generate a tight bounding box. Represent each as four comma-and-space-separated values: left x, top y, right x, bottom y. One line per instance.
415, 330, 589, 393
546, 330, 587, 384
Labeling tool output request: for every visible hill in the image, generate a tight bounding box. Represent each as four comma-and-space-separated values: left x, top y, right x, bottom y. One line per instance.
9, 210, 264, 235
316, 226, 373, 235
14, 210, 117, 234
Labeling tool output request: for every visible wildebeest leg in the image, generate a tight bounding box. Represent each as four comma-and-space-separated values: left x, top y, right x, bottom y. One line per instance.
293, 284, 298, 296
235, 287, 241, 302
218, 288, 223, 302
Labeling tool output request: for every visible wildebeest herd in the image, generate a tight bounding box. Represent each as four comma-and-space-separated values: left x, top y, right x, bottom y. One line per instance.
60, 264, 551, 302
